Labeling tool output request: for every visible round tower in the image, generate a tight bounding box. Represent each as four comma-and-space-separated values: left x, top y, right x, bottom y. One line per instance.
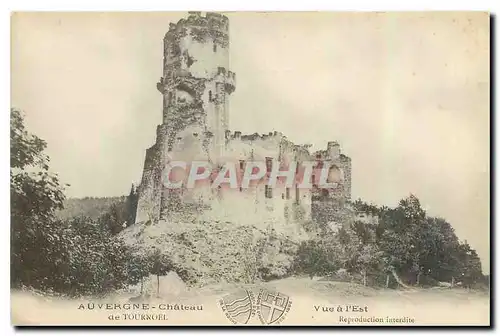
156, 12, 236, 156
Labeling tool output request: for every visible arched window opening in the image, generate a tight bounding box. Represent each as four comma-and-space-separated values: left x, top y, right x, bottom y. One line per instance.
327, 165, 343, 183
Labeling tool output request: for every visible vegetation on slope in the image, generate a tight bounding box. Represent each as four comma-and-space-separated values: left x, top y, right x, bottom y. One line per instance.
56, 196, 127, 221
10, 107, 488, 298
292, 197, 487, 289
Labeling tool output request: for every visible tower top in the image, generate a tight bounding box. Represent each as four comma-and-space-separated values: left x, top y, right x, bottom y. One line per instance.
166, 11, 229, 38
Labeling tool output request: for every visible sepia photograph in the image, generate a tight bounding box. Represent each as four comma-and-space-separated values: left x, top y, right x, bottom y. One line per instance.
10, 11, 490, 326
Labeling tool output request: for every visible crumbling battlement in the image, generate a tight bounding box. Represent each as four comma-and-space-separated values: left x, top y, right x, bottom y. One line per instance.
165, 11, 229, 48
227, 130, 310, 162
214, 67, 236, 93
228, 130, 284, 142
225, 130, 347, 162
167, 12, 229, 33
186, 11, 229, 32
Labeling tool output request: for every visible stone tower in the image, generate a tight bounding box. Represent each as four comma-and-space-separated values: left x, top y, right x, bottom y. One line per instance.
310, 141, 352, 225
158, 11, 236, 157
135, 12, 236, 223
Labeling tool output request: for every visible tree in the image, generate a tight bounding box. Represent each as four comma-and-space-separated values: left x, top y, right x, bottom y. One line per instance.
376, 195, 484, 286
347, 222, 383, 285
376, 195, 429, 284
10, 108, 142, 296
293, 240, 335, 279
149, 250, 173, 297
126, 184, 139, 226
456, 242, 483, 288
59, 216, 137, 296
127, 253, 151, 295
10, 108, 67, 290
356, 245, 384, 286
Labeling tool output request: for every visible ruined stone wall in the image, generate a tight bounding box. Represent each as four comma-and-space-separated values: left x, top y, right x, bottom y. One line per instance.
136, 124, 169, 223
135, 145, 158, 223
355, 212, 379, 225
340, 154, 352, 200
135, 12, 351, 231
310, 141, 352, 225
194, 172, 311, 237
219, 131, 315, 229
136, 130, 316, 232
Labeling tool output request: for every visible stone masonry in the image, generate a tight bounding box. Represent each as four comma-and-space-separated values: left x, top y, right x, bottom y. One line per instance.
135, 12, 352, 233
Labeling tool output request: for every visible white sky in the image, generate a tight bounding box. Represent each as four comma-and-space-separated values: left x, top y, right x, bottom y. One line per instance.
11, 12, 490, 272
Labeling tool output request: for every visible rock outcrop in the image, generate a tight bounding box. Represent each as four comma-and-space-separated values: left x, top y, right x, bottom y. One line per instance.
120, 219, 309, 286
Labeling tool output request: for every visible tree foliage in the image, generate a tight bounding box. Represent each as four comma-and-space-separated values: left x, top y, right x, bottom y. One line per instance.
10, 108, 147, 296
11, 107, 485, 293
294, 194, 486, 288
11, 108, 67, 289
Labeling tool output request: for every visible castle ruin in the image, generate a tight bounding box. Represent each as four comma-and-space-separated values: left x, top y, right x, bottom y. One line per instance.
135, 12, 352, 233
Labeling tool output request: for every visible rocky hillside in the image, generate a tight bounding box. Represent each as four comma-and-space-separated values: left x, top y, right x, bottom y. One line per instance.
119, 219, 310, 286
